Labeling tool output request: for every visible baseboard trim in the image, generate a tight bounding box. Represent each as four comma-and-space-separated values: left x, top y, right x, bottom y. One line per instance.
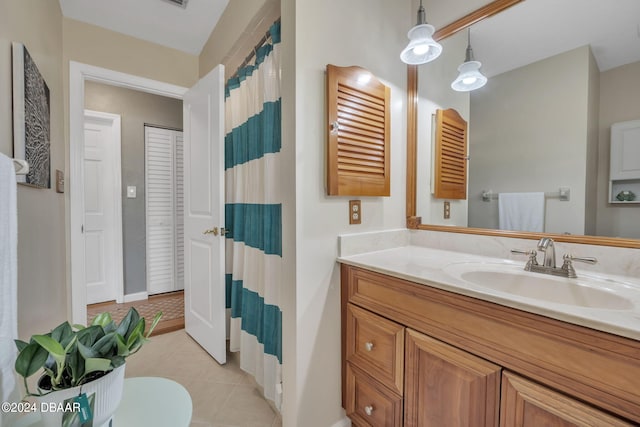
331, 416, 351, 427
123, 292, 148, 303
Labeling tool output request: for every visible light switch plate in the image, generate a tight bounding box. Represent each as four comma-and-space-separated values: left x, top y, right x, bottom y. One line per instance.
127, 186, 137, 198
349, 200, 362, 224
55, 170, 64, 193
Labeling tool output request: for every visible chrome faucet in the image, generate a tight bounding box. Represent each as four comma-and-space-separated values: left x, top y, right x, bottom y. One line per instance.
511, 237, 597, 278
537, 237, 556, 268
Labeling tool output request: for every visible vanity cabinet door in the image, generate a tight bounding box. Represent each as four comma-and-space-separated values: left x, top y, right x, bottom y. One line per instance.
500, 371, 635, 427
404, 329, 501, 427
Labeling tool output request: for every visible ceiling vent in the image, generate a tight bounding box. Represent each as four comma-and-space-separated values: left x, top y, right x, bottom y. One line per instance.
162, 0, 189, 8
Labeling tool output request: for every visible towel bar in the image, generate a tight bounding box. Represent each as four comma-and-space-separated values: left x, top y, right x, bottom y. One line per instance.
12, 159, 29, 175
482, 188, 570, 202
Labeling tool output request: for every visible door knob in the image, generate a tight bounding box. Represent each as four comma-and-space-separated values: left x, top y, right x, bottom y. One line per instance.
203, 227, 219, 236
203, 227, 229, 236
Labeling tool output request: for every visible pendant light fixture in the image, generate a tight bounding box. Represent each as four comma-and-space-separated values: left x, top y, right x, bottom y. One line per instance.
451, 29, 487, 92
400, 0, 442, 65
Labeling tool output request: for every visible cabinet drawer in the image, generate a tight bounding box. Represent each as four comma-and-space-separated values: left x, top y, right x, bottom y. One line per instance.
346, 303, 404, 394
345, 363, 403, 427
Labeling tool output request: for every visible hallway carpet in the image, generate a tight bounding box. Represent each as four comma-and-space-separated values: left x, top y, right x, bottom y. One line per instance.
87, 290, 184, 336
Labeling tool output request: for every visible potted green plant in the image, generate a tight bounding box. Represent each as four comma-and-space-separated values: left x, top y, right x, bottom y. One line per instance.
14, 308, 161, 427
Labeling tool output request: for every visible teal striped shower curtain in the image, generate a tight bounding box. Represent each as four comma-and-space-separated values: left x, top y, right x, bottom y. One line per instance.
224, 21, 282, 409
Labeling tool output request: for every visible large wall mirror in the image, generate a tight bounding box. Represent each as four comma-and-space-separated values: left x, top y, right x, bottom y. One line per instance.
407, 0, 640, 248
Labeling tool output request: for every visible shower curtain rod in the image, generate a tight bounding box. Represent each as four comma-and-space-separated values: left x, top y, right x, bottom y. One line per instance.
230, 18, 281, 80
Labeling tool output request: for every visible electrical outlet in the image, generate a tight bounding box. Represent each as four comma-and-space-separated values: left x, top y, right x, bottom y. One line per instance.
349, 200, 362, 224
444, 201, 451, 219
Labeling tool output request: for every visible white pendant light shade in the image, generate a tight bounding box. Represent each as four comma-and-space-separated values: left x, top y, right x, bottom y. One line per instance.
451, 60, 487, 91
400, 24, 443, 65
451, 29, 488, 92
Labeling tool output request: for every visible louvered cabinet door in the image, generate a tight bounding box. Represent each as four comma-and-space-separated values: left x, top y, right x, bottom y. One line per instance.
326, 65, 390, 196
434, 108, 468, 199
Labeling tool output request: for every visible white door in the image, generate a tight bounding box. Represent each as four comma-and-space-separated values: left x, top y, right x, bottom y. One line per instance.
83, 110, 123, 305
145, 126, 185, 295
183, 64, 226, 364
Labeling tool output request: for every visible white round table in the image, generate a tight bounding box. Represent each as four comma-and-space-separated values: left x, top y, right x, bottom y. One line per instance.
112, 377, 192, 426
10, 377, 192, 427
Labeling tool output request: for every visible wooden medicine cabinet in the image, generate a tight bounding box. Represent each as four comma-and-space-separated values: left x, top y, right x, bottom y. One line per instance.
433, 108, 468, 200
326, 65, 390, 196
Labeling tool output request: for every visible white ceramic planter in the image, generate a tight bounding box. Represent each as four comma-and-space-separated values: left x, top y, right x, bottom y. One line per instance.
36, 364, 125, 427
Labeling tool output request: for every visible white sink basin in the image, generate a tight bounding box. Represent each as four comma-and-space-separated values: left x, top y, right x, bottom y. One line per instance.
442, 262, 635, 310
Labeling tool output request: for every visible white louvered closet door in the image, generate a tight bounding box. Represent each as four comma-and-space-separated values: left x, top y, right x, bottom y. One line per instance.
145, 126, 184, 295
174, 132, 185, 290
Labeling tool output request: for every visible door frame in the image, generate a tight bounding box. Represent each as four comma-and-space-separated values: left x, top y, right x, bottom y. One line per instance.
83, 109, 123, 305
69, 61, 187, 325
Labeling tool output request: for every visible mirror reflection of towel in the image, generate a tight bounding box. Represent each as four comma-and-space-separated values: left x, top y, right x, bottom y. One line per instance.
498, 192, 545, 232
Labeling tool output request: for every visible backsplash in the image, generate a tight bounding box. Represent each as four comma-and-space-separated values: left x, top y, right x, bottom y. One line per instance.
338, 228, 640, 279
338, 228, 409, 257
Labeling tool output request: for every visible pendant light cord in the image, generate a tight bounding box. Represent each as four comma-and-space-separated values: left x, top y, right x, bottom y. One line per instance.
416, 0, 426, 25
465, 28, 475, 62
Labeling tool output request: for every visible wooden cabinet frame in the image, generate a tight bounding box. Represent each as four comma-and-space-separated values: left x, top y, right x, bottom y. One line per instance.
341, 264, 640, 424
327, 65, 390, 196
433, 108, 468, 200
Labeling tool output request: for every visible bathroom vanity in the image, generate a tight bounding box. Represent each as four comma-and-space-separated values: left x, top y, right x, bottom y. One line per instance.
336, 0, 640, 422
339, 247, 640, 427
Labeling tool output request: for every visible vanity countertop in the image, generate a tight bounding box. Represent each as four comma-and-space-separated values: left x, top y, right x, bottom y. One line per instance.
338, 245, 640, 341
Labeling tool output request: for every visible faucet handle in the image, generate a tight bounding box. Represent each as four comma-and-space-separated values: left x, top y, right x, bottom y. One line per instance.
511, 249, 538, 270
561, 254, 597, 278
511, 248, 536, 256
562, 254, 597, 265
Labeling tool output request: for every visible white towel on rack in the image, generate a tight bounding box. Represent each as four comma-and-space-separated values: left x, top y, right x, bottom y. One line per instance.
0, 153, 18, 424
498, 192, 545, 232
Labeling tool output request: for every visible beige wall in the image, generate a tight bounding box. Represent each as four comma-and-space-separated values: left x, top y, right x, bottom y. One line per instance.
279, 1, 296, 424
62, 18, 198, 328
596, 60, 640, 238
467, 46, 593, 235
84, 81, 183, 296
290, 0, 409, 425
0, 3, 199, 341
63, 18, 199, 88
0, 0, 67, 340
584, 49, 600, 235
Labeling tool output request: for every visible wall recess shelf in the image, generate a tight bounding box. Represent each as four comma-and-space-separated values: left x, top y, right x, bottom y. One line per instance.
609, 120, 640, 204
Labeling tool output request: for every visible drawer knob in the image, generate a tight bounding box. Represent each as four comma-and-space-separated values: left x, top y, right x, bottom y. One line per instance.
364, 405, 374, 416
365, 342, 374, 352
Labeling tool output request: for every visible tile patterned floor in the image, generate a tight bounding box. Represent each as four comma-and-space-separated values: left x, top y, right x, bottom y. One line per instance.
125, 329, 282, 427
87, 291, 184, 335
